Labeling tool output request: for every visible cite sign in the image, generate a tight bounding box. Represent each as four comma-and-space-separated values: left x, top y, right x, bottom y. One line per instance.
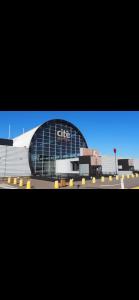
57, 129, 71, 139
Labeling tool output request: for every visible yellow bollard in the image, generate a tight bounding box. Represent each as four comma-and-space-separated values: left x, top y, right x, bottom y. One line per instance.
101, 176, 105, 182
54, 180, 59, 189
109, 176, 112, 181
92, 177, 96, 184
13, 178, 17, 185
8, 177, 11, 184
127, 175, 130, 179
26, 180, 31, 189
121, 175, 124, 179
19, 179, 23, 187
116, 175, 119, 180
131, 174, 134, 178
135, 173, 138, 178
69, 179, 74, 187
82, 178, 86, 185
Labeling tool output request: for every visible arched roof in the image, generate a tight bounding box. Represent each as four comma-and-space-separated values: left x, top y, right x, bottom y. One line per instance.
13, 126, 39, 148
13, 119, 88, 148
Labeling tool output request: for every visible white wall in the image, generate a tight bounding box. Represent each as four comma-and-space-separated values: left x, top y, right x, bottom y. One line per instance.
56, 158, 79, 174
133, 159, 139, 171
101, 156, 118, 174
0, 146, 31, 177
13, 126, 39, 148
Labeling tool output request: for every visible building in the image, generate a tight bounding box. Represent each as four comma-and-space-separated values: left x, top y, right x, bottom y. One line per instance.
0, 118, 138, 178
0, 119, 88, 178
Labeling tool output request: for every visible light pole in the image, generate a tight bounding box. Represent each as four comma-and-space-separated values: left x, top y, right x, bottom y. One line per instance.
114, 148, 117, 175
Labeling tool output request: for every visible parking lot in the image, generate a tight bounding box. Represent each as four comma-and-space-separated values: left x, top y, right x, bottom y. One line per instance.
58, 177, 139, 189
0, 176, 139, 189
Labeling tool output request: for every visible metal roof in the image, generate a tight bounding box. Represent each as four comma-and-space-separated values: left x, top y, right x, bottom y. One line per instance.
13, 126, 39, 148
13, 118, 88, 149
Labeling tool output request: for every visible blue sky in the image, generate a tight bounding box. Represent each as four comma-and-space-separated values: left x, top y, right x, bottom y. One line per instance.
0, 111, 139, 158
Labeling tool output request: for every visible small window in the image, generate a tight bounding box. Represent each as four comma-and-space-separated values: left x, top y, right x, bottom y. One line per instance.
71, 161, 79, 171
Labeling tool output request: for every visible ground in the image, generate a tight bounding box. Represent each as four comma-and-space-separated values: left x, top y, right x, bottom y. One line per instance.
0, 176, 139, 189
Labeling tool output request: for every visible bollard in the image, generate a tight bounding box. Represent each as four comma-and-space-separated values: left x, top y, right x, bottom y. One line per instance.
8, 177, 11, 184
19, 179, 23, 187
69, 179, 74, 187
54, 181, 59, 189
121, 175, 124, 179
92, 177, 96, 184
101, 176, 105, 182
26, 180, 31, 189
116, 175, 119, 180
121, 178, 125, 189
131, 174, 134, 178
82, 178, 86, 185
127, 175, 130, 179
109, 176, 112, 181
135, 173, 138, 178
13, 178, 17, 185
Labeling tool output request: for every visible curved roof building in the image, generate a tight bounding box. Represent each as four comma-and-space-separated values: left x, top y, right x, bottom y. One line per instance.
13, 119, 88, 177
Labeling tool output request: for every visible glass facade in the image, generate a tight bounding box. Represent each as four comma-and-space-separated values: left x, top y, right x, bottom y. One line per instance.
29, 119, 88, 176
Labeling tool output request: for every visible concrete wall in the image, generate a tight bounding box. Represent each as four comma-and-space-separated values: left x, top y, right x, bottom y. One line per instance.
56, 158, 79, 174
0, 146, 31, 177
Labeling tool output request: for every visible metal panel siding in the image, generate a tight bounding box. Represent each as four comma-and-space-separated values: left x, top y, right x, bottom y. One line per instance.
133, 159, 139, 171
79, 164, 89, 176
118, 171, 133, 175
0, 146, 6, 176
56, 158, 79, 174
101, 156, 118, 174
13, 126, 39, 148
0, 146, 31, 177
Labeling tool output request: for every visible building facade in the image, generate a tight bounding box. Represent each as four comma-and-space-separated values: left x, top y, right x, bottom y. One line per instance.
0, 119, 88, 178
0, 118, 138, 178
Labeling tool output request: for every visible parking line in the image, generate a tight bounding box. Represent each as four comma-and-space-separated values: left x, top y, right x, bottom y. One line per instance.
100, 184, 121, 187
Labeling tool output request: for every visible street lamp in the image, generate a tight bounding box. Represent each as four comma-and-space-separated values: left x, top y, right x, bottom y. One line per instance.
114, 148, 117, 175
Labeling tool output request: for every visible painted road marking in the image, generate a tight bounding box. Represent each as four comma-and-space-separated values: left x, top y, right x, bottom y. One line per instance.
100, 184, 121, 187
0, 184, 18, 189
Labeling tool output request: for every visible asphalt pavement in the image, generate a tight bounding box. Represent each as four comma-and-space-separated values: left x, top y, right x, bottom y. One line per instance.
0, 176, 139, 189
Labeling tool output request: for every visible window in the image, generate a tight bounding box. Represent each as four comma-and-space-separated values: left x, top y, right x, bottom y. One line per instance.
29, 120, 87, 176
71, 161, 79, 171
